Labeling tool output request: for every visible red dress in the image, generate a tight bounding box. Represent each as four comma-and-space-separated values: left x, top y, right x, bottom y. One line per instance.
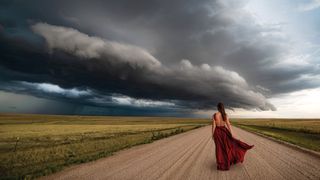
213, 124, 254, 170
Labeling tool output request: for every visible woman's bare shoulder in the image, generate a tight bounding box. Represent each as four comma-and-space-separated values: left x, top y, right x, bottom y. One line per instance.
225, 114, 231, 122
212, 112, 218, 119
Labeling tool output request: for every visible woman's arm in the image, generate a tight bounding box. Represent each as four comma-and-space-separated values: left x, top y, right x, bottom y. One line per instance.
212, 114, 216, 139
226, 115, 233, 137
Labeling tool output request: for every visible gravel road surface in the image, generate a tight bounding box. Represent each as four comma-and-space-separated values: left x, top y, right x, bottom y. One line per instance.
40, 125, 320, 180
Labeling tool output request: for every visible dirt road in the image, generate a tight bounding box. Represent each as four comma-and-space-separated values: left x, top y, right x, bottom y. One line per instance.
41, 126, 320, 180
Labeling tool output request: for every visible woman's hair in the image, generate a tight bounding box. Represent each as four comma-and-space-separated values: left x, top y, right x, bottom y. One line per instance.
217, 102, 227, 121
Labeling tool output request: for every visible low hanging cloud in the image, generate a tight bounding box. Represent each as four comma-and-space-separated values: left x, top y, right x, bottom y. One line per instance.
3, 0, 318, 115
30, 22, 275, 111
31, 23, 161, 70
20, 81, 91, 98
110, 95, 175, 107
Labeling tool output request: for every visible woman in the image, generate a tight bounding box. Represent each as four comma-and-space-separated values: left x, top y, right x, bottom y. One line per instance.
212, 102, 254, 170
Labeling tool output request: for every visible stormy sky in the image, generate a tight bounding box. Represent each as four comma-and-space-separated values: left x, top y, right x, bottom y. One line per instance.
0, 0, 319, 117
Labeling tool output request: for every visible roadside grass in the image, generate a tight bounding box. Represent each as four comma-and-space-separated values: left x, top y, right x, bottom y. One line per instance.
231, 119, 320, 152
0, 114, 210, 179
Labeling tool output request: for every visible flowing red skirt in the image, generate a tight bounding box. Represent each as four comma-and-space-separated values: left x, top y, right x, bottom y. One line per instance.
213, 126, 254, 170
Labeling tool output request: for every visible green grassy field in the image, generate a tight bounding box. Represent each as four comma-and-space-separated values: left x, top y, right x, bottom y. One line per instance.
231, 118, 320, 152
0, 114, 210, 179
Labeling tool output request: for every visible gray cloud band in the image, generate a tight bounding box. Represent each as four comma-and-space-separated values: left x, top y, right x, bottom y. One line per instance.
1, 0, 319, 114
31, 22, 276, 111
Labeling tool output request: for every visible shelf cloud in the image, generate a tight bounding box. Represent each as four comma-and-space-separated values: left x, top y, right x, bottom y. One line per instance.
28, 22, 276, 111
0, 0, 319, 115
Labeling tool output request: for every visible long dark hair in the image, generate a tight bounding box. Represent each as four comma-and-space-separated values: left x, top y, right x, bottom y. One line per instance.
217, 102, 227, 121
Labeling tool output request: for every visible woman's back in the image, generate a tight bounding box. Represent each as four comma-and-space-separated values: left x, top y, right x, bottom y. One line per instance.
212, 102, 254, 170
214, 112, 226, 127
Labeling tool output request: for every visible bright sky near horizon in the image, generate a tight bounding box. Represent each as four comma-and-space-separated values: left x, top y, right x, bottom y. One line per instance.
0, 0, 319, 118
210, 0, 320, 118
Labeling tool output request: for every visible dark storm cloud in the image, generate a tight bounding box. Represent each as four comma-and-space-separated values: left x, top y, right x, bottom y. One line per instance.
0, 22, 275, 111
0, 0, 319, 114
63, 0, 319, 95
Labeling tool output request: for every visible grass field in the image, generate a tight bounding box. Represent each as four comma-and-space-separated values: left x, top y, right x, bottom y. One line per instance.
231, 118, 320, 152
0, 114, 210, 179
